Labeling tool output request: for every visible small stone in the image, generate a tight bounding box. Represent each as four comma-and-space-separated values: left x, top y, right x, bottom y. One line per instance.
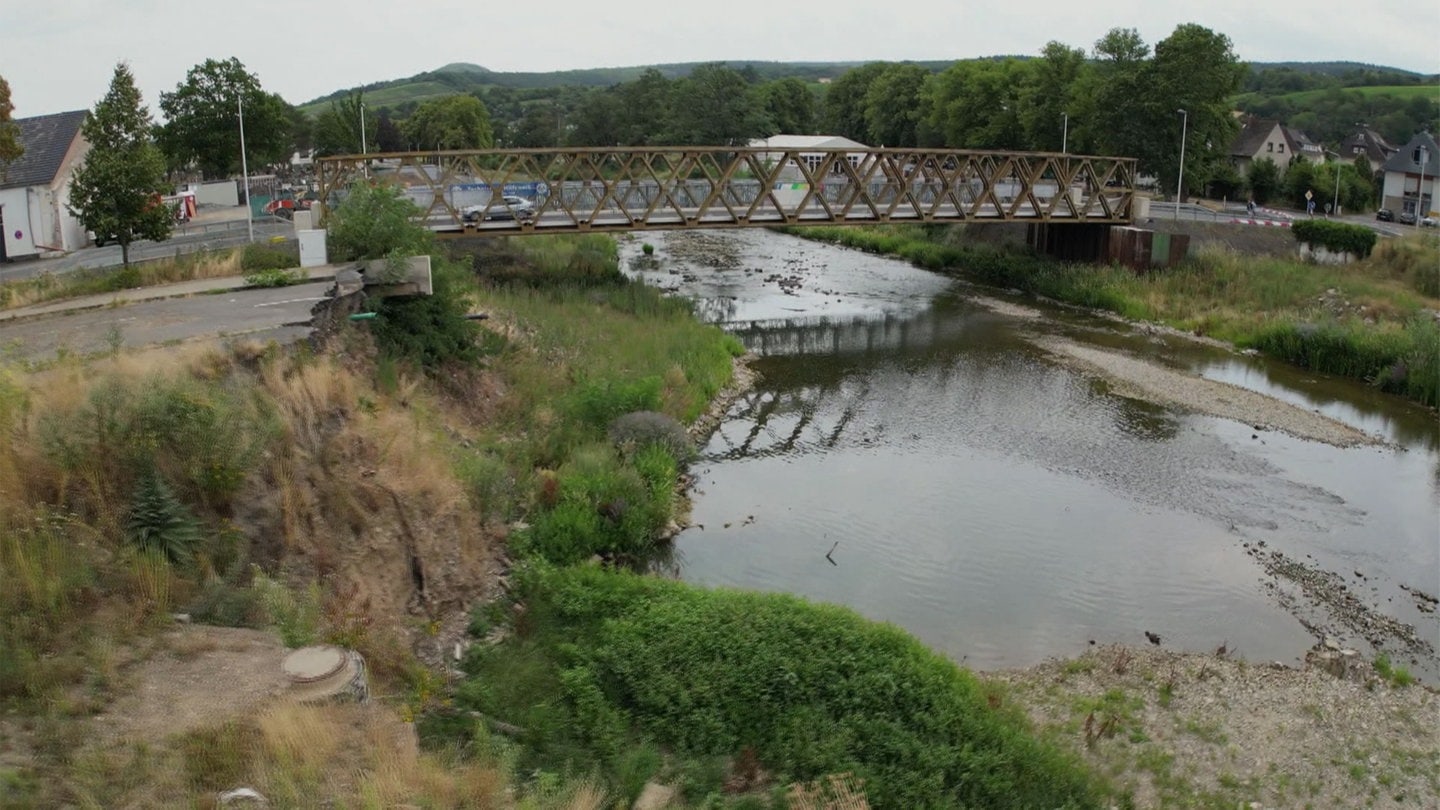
1323, 637, 1341, 651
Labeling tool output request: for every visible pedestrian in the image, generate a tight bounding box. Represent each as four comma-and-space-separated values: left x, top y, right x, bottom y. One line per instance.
1247, 198, 1255, 217
1306, 192, 1316, 217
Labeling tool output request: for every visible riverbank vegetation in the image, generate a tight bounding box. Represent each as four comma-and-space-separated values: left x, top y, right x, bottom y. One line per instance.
784, 224, 1440, 407
2, 185, 1109, 807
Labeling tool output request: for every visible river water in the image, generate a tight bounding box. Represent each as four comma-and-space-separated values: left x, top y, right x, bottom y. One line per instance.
618, 229, 1440, 681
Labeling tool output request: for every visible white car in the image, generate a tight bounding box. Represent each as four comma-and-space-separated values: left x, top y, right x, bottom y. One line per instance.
462, 195, 536, 222
1421, 216, 1438, 229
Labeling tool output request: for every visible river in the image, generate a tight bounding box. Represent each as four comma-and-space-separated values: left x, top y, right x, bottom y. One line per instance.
618, 228, 1440, 682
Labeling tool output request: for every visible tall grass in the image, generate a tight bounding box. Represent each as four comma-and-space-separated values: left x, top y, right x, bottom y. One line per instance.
785, 226, 1440, 407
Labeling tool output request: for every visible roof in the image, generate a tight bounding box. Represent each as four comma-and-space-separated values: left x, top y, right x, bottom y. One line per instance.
1381, 132, 1440, 176
749, 134, 872, 151
1230, 118, 1282, 159
0, 110, 88, 190
1283, 127, 1322, 153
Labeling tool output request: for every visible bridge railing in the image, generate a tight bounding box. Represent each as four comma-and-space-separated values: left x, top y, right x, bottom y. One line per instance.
315, 147, 1138, 236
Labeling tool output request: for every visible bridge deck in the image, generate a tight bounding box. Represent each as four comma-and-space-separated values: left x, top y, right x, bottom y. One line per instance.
315, 147, 1138, 237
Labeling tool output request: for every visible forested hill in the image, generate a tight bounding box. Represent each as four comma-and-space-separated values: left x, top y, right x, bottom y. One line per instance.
301, 59, 972, 112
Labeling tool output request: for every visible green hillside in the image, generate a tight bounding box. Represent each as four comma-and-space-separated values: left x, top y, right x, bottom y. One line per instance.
298, 59, 951, 115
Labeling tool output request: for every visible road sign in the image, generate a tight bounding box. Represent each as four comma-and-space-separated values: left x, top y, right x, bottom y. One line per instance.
1305, 190, 1313, 200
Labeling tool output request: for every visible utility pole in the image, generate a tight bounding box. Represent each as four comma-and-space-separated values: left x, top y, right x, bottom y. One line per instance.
1061, 112, 1069, 155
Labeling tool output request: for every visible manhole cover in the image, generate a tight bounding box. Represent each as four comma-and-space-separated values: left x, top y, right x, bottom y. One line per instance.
281, 645, 346, 684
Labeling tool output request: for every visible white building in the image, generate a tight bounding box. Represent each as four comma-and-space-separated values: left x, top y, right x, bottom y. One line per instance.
1380, 132, 1439, 219
747, 134, 874, 180
0, 110, 90, 260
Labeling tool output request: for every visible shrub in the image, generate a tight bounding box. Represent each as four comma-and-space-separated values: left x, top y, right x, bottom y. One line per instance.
454, 566, 1103, 809
124, 470, 201, 564
252, 569, 321, 648
1292, 219, 1378, 258
325, 181, 434, 263
521, 444, 675, 564
370, 259, 485, 369
641, 243, 655, 256
607, 410, 693, 462
240, 243, 297, 272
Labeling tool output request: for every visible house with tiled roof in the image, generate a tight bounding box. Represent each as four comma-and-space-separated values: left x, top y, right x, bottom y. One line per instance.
1229, 117, 1327, 180
0, 110, 90, 260
1380, 132, 1439, 220
1340, 126, 1397, 169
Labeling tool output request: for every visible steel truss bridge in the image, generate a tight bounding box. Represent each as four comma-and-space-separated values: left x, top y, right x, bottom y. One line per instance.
315, 147, 1139, 237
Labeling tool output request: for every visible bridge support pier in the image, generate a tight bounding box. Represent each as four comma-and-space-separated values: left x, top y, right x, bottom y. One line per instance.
1027, 223, 1113, 263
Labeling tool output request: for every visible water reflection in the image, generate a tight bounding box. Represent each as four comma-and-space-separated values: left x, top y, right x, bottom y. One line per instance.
620, 230, 1440, 679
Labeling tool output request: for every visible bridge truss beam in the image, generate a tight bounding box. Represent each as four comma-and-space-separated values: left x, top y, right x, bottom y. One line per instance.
315, 147, 1138, 237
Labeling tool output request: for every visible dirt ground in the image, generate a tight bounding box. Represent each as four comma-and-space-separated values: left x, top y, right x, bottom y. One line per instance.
90, 625, 290, 746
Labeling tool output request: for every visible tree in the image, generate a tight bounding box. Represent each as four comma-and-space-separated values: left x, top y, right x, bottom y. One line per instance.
402, 95, 493, 151
0, 74, 22, 177
375, 110, 405, 152
326, 181, 432, 263
312, 91, 373, 156
1284, 159, 1316, 209
1084, 28, 1151, 162
1146, 25, 1245, 201
863, 64, 929, 147
1246, 157, 1281, 204
924, 59, 1027, 149
159, 57, 293, 177
758, 78, 817, 136
569, 88, 624, 146
669, 63, 767, 146
1019, 42, 1086, 152
823, 62, 889, 142
69, 63, 172, 267
616, 69, 672, 145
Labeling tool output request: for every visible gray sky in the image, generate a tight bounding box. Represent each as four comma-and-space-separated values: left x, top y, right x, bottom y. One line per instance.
3, 0, 1437, 118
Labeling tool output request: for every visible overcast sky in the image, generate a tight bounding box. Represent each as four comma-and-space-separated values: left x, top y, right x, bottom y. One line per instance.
3, 0, 1437, 119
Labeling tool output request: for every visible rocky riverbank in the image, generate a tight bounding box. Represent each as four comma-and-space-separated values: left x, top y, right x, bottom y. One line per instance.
988, 644, 1439, 809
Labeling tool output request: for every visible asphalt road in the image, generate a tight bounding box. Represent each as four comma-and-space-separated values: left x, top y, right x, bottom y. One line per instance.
0, 280, 332, 362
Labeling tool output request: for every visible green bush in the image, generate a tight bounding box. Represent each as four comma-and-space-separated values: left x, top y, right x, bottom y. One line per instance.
240, 243, 297, 272
124, 470, 201, 564
370, 259, 488, 369
1292, 219, 1378, 258
325, 182, 434, 263
453, 566, 1102, 809
521, 444, 676, 564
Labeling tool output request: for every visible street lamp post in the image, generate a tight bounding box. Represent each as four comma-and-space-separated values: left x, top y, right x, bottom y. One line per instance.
1418, 145, 1430, 228
237, 94, 253, 244
1175, 109, 1188, 220
359, 102, 369, 179
1061, 112, 1069, 155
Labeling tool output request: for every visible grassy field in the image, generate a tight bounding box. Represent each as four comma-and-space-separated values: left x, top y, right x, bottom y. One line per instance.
1234, 84, 1440, 107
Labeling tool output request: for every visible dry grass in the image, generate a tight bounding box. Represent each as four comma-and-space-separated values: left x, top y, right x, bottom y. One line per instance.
0, 248, 245, 311
788, 773, 872, 809
251, 702, 510, 808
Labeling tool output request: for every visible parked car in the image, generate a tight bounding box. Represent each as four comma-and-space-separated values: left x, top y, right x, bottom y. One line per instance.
462, 195, 536, 222
1375, 208, 1395, 222
1422, 216, 1438, 228
1397, 210, 1418, 225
